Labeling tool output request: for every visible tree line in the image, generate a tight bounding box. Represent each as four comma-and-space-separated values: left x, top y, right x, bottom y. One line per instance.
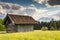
34, 19, 60, 30
0, 18, 60, 31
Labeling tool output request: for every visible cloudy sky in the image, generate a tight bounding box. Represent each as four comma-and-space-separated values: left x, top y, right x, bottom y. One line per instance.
0, 0, 60, 22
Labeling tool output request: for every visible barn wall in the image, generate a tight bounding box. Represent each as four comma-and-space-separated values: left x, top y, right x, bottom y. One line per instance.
6, 24, 17, 33
17, 25, 33, 32
5, 17, 17, 33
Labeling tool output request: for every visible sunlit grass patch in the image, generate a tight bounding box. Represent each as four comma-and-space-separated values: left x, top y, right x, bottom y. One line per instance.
0, 30, 60, 40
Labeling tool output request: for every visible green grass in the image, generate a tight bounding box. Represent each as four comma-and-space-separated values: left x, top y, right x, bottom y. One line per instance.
0, 30, 60, 40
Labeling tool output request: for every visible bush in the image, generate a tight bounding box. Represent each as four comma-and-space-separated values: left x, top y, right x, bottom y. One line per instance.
41, 27, 48, 31
0, 24, 6, 31
50, 27, 55, 30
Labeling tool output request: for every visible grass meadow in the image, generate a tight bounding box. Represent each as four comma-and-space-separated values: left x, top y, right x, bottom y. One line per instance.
0, 30, 60, 40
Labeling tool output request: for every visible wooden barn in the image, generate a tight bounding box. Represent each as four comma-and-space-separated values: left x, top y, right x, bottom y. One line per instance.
4, 14, 38, 33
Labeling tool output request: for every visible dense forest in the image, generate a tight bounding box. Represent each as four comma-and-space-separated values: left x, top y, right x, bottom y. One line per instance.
34, 19, 60, 30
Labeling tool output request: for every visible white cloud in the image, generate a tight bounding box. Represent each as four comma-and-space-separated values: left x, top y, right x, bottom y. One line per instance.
45, 10, 60, 16
0, 2, 26, 15
34, 0, 60, 8
43, 10, 60, 20
34, 0, 46, 4
0, 5, 3, 13
32, 7, 60, 21
24, 4, 48, 20
32, 8, 48, 20
52, 16, 60, 20
0, 2, 25, 10
0, 2, 60, 21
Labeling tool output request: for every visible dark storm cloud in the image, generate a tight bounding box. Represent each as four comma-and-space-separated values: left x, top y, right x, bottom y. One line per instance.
48, 0, 60, 5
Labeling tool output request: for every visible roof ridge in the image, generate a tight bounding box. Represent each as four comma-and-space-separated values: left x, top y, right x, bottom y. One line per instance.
5, 14, 38, 24
8, 14, 31, 17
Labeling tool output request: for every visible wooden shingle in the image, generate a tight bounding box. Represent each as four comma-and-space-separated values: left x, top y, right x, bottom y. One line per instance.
7, 14, 38, 24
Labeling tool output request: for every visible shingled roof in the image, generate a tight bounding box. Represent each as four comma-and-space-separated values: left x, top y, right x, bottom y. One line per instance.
4, 14, 38, 24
